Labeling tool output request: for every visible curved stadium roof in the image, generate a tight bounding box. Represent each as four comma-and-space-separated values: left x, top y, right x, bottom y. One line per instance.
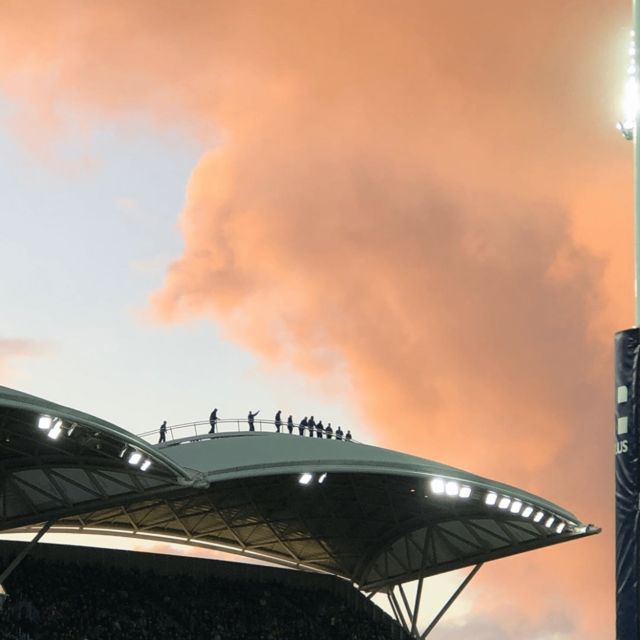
0, 385, 598, 592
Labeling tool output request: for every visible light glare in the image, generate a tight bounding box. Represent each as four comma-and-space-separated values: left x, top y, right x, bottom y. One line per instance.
430, 478, 445, 495
445, 481, 459, 496
459, 486, 472, 499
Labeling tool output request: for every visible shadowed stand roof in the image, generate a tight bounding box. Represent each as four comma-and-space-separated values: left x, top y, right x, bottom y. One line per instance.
0, 386, 599, 592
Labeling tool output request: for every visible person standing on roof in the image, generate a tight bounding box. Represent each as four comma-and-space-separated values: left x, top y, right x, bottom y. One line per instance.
335, 426, 343, 440
345, 430, 352, 442
316, 420, 324, 438
299, 417, 308, 436
209, 408, 218, 434
275, 410, 282, 433
325, 423, 333, 439
159, 420, 167, 444
307, 416, 316, 437
248, 410, 260, 431
287, 415, 294, 434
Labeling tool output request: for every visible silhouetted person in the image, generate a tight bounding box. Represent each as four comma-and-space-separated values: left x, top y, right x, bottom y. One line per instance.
209, 408, 218, 434
275, 410, 282, 433
308, 416, 316, 437
248, 410, 260, 431
345, 430, 352, 442
287, 415, 294, 434
299, 417, 308, 436
159, 420, 167, 444
325, 423, 333, 439
335, 426, 343, 440
316, 420, 324, 438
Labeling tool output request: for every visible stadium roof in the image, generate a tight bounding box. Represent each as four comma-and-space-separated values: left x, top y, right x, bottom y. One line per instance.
0, 385, 599, 591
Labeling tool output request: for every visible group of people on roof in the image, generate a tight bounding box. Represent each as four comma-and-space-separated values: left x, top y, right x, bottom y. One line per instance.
158, 409, 353, 444
208, 409, 352, 441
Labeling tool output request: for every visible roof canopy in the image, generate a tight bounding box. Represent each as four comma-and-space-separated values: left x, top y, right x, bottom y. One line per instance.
0, 386, 598, 590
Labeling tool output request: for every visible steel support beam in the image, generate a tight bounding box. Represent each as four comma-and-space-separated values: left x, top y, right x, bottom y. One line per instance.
0, 520, 53, 585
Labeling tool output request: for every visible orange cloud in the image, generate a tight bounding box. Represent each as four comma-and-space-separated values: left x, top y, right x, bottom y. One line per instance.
0, 2, 629, 637
0, 338, 47, 382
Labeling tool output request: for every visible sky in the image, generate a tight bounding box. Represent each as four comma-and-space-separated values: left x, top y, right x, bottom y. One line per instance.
0, 1, 633, 638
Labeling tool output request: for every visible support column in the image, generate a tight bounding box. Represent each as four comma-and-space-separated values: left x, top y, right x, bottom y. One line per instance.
0, 522, 53, 586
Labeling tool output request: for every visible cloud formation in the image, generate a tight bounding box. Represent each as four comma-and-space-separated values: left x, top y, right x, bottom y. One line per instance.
0, 338, 46, 382
0, 1, 629, 637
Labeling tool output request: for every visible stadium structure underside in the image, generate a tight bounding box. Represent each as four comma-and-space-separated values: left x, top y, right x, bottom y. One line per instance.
0, 386, 599, 635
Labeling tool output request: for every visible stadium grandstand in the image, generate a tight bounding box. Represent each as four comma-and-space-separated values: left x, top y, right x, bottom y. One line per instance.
0, 386, 599, 638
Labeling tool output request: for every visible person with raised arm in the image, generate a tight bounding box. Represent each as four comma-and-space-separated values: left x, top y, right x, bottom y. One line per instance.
248, 410, 260, 431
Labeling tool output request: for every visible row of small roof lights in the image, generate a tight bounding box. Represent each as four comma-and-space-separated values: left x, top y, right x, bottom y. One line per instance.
298, 472, 327, 485
429, 477, 568, 534
38, 415, 152, 472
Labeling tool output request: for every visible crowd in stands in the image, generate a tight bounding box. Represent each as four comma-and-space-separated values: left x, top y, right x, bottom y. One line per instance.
0, 556, 395, 640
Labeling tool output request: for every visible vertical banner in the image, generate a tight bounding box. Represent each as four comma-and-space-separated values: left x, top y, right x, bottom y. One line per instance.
616, 328, 640, 640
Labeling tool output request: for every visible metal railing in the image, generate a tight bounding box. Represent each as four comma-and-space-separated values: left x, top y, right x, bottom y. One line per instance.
136, 418, 355, 446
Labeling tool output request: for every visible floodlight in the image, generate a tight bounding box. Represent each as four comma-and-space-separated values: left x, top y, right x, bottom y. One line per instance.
318, 473, 327, 484
510, 501, 522, 514
533, 511, 544, 523
119, 445, 128, 458
445, 481, 459, 496
459, 486, 472, 499
498, 497, 511, 510
38, 416, 52, 430
47, 420, 63, 440
140, 459, 152, 472
485, 491, 498, 506
128, 452, 142, 465
66, 423, 77, 437
556, 522, 566, 534
545, 516, 555, 528
430, 478, 445, 495
299, 473, 313, 485
522, 506, 534, 518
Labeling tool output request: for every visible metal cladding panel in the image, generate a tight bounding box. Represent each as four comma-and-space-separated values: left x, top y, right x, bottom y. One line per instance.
615, 328, 640, 640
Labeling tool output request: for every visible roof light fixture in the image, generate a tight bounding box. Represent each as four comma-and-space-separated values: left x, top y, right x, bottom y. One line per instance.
522, 506, 534, 518
318, 473, 327, 484
533, 511, 544, 523
498, 496, 511, 510
47, 419, 64, 440
140, 459, 152, 472
430, 478, 445, 495
38, 416, 52, 430
445, 481, 459, 497
459, 486, 472, 499
485, 492, 498, 506
128, 451, 142, 466
556, 522, 566, 534
299, 473, 313, 485
66, 423, 77, 437
510, 501, 522, 514
545, 516, 555, 528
